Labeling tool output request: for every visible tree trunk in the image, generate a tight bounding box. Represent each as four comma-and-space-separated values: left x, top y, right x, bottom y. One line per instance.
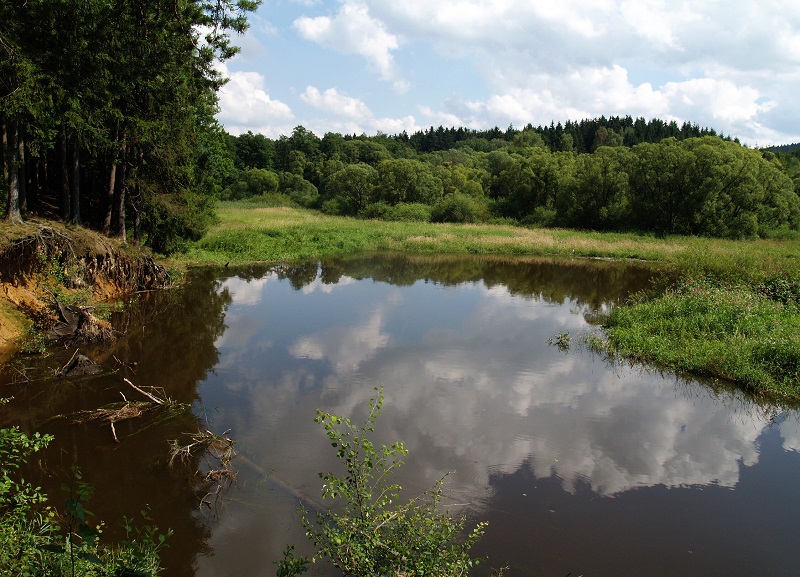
104, 161, 117, 234
69, 132, 81, 225
115, 134, 127, 241
5, 120, 22, 224
1, 123, 7, 192
133, 146, 143, 246
18, 125, 26, 213
36, 156, 47, 211
59, 124, 70, 221
102, 127, 118, 235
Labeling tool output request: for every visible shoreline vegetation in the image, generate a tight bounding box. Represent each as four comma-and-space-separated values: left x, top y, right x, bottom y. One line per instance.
2, 205, 798, 403
173, 202, 800, 403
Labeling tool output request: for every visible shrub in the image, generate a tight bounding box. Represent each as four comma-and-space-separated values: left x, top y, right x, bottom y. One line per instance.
280, 173, 320, 208
383, 202, 433, 222
431, 194, 489, 223
521, 206, 557, 228
360, 202, 431, 222
298, 388, 487, 577
141, 190, 217, 255
359, 202, 391, 220
0, 424, 168, 576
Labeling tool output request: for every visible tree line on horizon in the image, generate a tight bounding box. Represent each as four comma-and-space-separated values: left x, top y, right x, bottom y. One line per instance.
223, 120, 800, 239
3, 1, 800, 254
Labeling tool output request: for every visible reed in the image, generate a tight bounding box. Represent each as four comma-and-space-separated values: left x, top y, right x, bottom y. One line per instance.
600, 277, 800, 401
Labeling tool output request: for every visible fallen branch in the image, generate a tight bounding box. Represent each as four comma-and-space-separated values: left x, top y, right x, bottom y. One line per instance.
124, 378, 164, 405
65, 380, 188, 442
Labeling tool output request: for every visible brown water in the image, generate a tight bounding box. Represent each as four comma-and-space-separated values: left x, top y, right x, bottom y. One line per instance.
2, 254, 799, 577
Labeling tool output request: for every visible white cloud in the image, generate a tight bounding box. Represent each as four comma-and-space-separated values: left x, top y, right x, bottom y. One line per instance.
367, 0, 800, 143
660, 78, 771, 124
426, 64, 777, 144
300, 86, 372, 118
215, 0, 800, 144
296, 85, 422, 135
216, 64, 294, 137
618, 0, 698, 51
293, 1, 407, 91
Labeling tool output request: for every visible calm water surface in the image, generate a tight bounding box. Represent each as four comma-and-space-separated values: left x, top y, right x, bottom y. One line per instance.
2, 254, 799, 577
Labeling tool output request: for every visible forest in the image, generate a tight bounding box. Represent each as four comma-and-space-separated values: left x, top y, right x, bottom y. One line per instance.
3, 1, 800, 252
1, 0, 259, 253
222, 121, 800, 239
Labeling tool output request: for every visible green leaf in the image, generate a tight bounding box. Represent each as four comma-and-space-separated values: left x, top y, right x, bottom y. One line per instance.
78, 552, 103, 564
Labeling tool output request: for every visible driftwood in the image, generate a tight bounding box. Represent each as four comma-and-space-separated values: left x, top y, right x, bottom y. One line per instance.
67, 379, 189, 442
168, 429, 239, 514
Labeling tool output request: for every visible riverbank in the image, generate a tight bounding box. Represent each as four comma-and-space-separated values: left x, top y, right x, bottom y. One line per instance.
0, 219, 171, 360
175, 202, 800, 280
2, 206, 799, 402
172, 203, 800, 402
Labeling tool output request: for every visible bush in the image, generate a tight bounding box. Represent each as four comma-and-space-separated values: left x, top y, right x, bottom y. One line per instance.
297, 388, 487, 577
140, 190, 217, 255
431, 194, 489, 223
280, 173, 320, 208
321, 198, 346, 215
221, 168, 280, 200
360, 202, 432, 222
383, 202, 432, 222
359, 202, 391, 220
0, 425, 168, 576
521, 206, 557, 228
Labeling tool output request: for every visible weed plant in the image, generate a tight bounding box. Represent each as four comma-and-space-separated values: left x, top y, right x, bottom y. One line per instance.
0, 423, 168, 576
297, 388, 487, 577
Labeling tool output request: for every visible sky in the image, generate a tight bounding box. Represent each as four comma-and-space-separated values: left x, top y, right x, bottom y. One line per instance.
214, 0, 800, 146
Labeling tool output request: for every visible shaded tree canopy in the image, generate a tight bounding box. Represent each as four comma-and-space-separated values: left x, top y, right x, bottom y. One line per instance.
1, 0, 259, 253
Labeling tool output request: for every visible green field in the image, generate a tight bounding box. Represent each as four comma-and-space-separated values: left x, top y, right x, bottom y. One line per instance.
178, 203, 798, 273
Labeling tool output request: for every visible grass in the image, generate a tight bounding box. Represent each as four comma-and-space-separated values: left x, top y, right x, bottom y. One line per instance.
173, 205, 800, 278
600, 277, 800, 401
173, 203, 800, 402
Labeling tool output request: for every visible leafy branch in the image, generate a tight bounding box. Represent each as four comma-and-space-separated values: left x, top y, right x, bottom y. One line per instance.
298, 387, 487, 577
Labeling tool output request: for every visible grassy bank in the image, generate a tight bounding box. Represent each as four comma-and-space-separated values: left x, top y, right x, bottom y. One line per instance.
600, 277, 800, 401
174, 203, 800, 402
176, 203, 800, 278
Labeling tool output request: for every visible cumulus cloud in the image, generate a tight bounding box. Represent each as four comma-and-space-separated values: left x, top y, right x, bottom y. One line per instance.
298, 84, 421, 135
426, 65, 777, 143
300, 86, 372, 118
366, 0, 800, 143
215, 63, 294, 137
215, 0, 800, 144
293, 1, 408, 92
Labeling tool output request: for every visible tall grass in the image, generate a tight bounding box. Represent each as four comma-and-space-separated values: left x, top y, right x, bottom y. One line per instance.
601, 277, 800, 401
175, 205, 800, 275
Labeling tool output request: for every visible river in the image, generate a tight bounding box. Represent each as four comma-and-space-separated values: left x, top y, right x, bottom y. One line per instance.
1, 254, 799, 576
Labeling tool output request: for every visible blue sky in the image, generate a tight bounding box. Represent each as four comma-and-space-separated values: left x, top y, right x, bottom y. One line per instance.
215, 0, 800, 146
